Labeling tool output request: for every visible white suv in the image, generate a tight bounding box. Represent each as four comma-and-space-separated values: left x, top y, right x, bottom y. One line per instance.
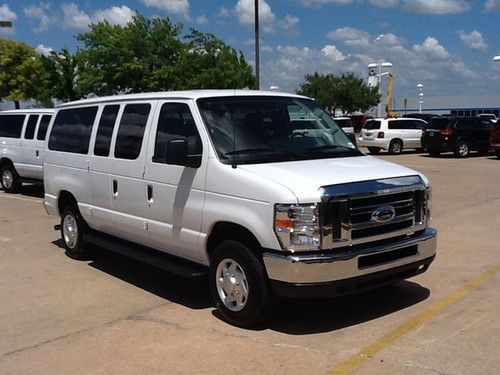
43, 91, 436, 327
0, 109, 54, 193
359, 118, 427, 154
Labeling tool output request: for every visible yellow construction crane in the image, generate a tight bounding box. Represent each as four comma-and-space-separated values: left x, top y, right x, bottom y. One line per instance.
385, 71, 398, 118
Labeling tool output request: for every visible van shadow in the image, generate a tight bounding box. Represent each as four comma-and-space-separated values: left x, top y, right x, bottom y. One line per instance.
52, 239, 430, 333
21, 183, 45, 198
419, 152, 491, 159
51, 239, 212, 310
265, 281, 430, 334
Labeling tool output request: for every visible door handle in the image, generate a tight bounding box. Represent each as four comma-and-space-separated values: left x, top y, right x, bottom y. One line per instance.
147, 185, 153, 203
112, 179, 118, 198
35, 150, 39, 158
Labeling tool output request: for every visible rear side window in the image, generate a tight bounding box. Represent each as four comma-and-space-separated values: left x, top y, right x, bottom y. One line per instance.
94, 105, 120, 157
153, 103, 201, 163
24, 115, 39, 140
37, 115, 52, 140
364, 120, 380, 130
428, 118, 451, 130
388, 120, 408, 130
455, 119, 474, 130
114, 103, 151, 160
49, 107, 98, 154
0, 114, 25, 138
334, 119, 352, 128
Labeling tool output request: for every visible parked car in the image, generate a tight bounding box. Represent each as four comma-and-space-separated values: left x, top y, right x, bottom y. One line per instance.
402, 113, 437, 123
490, 122, 500, 158
332, 117, 354, 134
0, 109, 54, 193
477, 113, 498, 124
422, 116, 492, 157
43, 90, 436, 327
358, 117, 427, 154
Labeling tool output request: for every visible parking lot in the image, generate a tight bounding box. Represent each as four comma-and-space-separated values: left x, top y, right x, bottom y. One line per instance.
0, 151, 499, 375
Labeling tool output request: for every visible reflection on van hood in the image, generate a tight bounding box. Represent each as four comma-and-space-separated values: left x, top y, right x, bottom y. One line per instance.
238, 155, 423, 202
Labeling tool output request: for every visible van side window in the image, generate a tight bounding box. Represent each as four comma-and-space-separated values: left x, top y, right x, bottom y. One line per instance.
24, 115, 39, 140
37, 115, 52, 140
94, 105, 120, 157
114, 103, 151, 160
153, 103, 202, 164
48, 107, 98, 154
388, 121, 407, 130
0, 115, 25, 138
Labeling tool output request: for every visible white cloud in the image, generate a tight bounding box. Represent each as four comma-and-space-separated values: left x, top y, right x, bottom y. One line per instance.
413, 37, 450, 59
24, 5, 52, 32
94, 6, 135, 26
402, 0, 471, 14
235, 0, 276, 33
279, 15, 299, 35
485, 0, 500, 11
141, 0, 190, 17
322, 45, 346, 61
35, 44, 53, 56
327, 27, 370, 47
195, 15, 208, 25
299, 0, 354, 7
62, 3, 92, 30
458, 30, 487, 51
218, 7, 230, 17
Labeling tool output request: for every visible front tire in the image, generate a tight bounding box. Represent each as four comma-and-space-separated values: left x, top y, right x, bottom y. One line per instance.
388, 139, 403, 154
1, 164, 22, 193
209, 241, 273, 327
60, 206, 90, 260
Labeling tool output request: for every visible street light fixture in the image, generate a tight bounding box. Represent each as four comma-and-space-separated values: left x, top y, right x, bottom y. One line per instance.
368, 62, 393, 117
494, 55, 500, 62
417, 83, 424, 114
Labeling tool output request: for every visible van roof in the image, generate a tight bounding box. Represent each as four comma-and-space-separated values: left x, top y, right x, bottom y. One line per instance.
57, 90, 308, 108
0, 109, 54, 114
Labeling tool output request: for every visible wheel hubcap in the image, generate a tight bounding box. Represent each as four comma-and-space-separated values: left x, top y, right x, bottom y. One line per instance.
216, 259, 249, 312
392, 143, 401, 153
459, 144, 468, 156
63, 214, 78, 249
2, 170, 13, 189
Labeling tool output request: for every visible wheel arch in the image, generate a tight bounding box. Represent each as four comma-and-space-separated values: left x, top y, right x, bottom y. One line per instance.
57, 190, 79, 215
206, 221, 263, 262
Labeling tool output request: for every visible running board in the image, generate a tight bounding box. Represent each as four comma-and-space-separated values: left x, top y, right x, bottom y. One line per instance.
83, 231, 207, 279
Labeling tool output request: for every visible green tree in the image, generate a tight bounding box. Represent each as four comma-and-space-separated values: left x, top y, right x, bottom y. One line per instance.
0, 38, 46, 108
76, 14, 254, 96
38, 48, 79, 104
297, 72, 380, 115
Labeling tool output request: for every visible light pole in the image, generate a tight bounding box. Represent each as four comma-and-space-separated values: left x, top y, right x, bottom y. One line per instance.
254, 0, 260, 90
368, 62, 393, 117
417, 83, 424, 114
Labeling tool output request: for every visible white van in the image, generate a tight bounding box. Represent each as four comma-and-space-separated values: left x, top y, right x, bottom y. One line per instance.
358, 117, 427, 154
0, 109, 54, 193
44, 91, 436, 327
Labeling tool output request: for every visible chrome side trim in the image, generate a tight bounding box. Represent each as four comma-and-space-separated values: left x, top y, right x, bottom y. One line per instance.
263, 227, 436, 284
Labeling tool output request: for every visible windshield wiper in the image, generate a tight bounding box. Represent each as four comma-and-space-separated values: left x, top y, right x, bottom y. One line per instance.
303, 145, 357, 154
225, 147, 276, 156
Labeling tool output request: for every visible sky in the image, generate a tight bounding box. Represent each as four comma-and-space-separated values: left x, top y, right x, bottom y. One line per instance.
1, 0, 500, 110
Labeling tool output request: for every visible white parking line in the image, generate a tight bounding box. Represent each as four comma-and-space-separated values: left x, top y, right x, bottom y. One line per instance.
0, 236, 11, 242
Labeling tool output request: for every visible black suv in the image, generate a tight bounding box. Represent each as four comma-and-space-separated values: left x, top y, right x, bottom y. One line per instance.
421, 117, 492, 157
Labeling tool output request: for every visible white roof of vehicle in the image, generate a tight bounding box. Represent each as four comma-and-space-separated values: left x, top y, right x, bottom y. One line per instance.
57, 90, 309, 109
0, 108, 54, 114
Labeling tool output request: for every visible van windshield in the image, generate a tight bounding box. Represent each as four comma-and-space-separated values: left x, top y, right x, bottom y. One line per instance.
197, 96, 361, 165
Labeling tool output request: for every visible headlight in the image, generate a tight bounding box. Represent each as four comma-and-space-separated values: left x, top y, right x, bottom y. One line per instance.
274, 203, 320, 251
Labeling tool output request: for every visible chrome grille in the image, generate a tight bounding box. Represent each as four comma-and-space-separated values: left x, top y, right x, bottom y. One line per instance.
320, 176, 427, 249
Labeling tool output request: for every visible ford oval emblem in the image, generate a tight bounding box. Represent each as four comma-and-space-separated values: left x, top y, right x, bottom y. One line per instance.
371, 205, 396, 223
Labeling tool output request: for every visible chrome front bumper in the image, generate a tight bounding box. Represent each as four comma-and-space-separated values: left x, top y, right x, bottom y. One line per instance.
263, 227, 436, 284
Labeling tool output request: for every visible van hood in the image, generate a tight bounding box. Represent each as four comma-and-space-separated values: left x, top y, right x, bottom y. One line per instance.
238, 155, 424, 203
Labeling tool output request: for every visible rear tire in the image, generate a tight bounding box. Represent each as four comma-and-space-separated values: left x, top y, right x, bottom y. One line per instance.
1, 164, 22, 193
367, 147, 381, 154
454, 141, 470, 158
209, 240, 273, 328
388, 139, 403, 154
60, 206, 90, 260
496, 150, 500, 159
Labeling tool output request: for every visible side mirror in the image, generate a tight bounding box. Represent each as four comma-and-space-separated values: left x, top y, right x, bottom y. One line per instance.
165, 139, 202, 168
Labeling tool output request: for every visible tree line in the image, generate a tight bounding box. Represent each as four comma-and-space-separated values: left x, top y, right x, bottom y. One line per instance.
0, 13, 378, 114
